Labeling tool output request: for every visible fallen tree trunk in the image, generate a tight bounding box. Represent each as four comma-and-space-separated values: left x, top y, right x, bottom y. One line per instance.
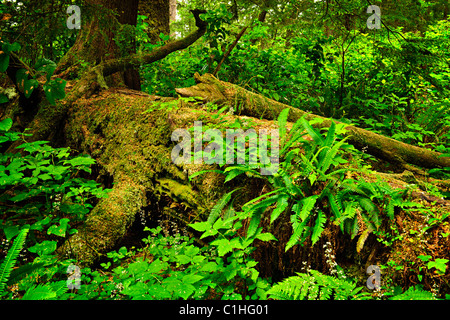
176, 73, 450, 170
56, 90, 231, 265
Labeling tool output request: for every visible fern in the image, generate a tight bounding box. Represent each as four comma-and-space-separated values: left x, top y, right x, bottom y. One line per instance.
21, 280, 69, 300
285, 196, 319, 251
390, 285, 437, 300
6, 261, 46, 286
267, 270, 362, 300
311, 210, 326, 246
207, 189, 237, 224
0, 227, 29, 295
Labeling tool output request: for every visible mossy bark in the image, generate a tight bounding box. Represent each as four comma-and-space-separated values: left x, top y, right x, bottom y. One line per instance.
56, 90, 234, 265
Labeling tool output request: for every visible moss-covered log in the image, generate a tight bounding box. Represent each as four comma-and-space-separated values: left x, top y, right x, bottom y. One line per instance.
176, 73, 450, 170
56, 90, 229, 265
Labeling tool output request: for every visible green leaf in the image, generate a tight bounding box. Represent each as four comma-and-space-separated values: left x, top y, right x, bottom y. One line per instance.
300, 117, 324, 145
27, 240, 57, 256
182, 274, 203, 284
128, 261, 148, 275
0, 118, 12, 132
47, 218, 70, 237
278, 108, 290, 145
200, 261, 218, 272
35, 58, 57, 81
43, 78, 66, 105
207, 190, 237, 224
176, 255, 191, 265
0, 93, 9, 104
0, 42, 19, 72
270, 193, 289, 223
147, 258, 167, 273
189, 221, 210, 232
0, 52, 9, 73
3, 225, 20, 241
255, 232, 277, 242
4, 42, 21, 53
15, 69, 39, 98
211, 238, 233, 256
299, 195, 319, 222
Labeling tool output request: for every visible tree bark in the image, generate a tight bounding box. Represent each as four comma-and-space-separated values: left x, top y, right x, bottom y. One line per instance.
139, 0, 170, 44
55, 0, 141, 90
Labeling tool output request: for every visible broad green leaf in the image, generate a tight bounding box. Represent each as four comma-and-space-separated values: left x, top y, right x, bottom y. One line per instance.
255, 232, 277, 242
3, 225, 20, 241
28, 240, 57, 256
47, 218, 70, 237
43, 78, 66, 105
0, 118, 12, 131
147, 258, 167, 273
0, 93, 8, 104
0, 52, 9, 72
211, 238, 233, 256
176, 255, 191, 264
182, 274, 203, 284
35, 58, 57, 81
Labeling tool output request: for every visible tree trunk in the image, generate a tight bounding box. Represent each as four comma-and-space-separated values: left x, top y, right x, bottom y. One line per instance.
170, 0, 177, 23
139, 0, 170, 44
56, 0, 141, 90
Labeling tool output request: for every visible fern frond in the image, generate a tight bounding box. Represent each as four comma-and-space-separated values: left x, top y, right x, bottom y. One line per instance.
278, 108, 290, 148
390, 285, 437, 300
311, 210, 326, 246
285, 200, 314, 251
267, 270, 360, 300
386, 199, 395, 220
7, 261, 46, 286
328, 192, 342, 221
0, 227, 29, 295
22, 283, 57, 300
207, 190, 237, 224
300, 117, 324, 145
319, 138, 348, 174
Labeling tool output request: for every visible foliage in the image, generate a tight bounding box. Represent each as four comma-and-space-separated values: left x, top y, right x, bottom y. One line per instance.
0, 227, 28, 295
1, 0, 449, 301
266, 270, 364, 300
389, 285, 439, 300
59, 226, 270, 300
0, 118, 110, 299
0, 40, 66, 105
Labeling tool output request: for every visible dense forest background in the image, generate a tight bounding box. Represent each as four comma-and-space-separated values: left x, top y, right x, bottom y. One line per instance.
0, 0, 449, 301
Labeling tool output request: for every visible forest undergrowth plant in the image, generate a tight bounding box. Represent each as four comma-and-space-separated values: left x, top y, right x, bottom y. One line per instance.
266, 269, 366, 300
190, 108, 408, 253
0, 118, 110, 299
69, 225, 271, 300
